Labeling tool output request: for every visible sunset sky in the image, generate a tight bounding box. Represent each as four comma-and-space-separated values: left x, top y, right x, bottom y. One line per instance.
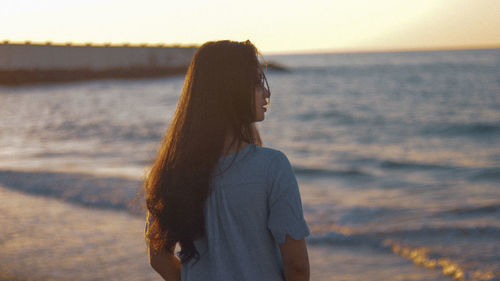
2, 0, 499, 54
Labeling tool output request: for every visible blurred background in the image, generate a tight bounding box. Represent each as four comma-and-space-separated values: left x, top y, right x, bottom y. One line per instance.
1, 1, 499, 280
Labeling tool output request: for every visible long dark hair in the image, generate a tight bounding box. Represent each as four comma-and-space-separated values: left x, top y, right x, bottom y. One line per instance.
143, 40, 269, 264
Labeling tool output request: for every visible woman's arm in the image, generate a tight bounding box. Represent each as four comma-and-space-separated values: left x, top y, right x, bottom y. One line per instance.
148, 243, 181, 281
279, 234, 310, 281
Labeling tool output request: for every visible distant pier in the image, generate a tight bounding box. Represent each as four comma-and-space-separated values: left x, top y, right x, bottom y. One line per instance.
0, 41, 198, 85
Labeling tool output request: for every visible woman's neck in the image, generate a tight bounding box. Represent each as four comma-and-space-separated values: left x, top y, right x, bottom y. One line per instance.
222, 136, 249, 156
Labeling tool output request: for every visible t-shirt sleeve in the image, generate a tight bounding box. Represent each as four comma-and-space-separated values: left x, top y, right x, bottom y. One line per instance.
267, 152, 310, 245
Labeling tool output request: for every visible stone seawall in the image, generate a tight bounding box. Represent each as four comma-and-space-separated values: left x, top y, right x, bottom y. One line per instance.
0, 42, 198, 85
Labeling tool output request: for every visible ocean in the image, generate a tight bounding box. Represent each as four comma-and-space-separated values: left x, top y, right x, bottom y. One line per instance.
1, 48, 499, 281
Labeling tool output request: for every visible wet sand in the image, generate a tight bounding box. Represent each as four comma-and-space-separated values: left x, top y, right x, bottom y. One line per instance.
0, 185, 157, 281
1, 185, 449, 281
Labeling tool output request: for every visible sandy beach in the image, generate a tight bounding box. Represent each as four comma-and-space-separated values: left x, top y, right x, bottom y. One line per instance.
0, 185, 157, 281
1, 184, 452, 281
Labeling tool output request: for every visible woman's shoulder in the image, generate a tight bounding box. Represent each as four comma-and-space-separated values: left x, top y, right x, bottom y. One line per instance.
252, 145, 290, 164
240, 145, 297, 187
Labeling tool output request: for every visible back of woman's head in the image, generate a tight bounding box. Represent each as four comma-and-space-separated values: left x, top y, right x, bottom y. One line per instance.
144, 40, 265, 264
182, 40, 261, 138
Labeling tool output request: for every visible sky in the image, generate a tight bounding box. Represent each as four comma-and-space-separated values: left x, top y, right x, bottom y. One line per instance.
1, 0, 500, 54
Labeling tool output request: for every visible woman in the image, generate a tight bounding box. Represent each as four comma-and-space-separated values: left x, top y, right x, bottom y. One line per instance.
144, 40, 310, 281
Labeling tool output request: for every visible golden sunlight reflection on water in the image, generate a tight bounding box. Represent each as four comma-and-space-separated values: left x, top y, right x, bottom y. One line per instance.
384, 240, 494, 281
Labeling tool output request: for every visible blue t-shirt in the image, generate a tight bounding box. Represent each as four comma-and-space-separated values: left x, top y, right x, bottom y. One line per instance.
148, 144, 310, 281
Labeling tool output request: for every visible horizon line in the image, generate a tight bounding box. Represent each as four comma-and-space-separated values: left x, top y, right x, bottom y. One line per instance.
2, 39, 499, 55
263, 44, 500, 56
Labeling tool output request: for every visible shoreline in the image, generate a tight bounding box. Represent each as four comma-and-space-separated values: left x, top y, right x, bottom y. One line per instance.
1, 184, 450, 281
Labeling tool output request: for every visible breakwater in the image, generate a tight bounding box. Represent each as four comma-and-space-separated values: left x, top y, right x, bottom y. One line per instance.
0, 41, 198, 85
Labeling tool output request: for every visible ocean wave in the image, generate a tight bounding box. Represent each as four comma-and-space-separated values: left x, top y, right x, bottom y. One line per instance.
378, 159, 457, 171
349, 155, 462, 174
307, 232, 380, 247
467, 167, 500, 182
295, 109, 388, 128
293, 166, 373, 179
296, 109, 357, 124
336, 206, 412, 225
308, 227, 499, 280
437, 203, 500, 217
42, 120, 166, 143
33, 151, 119, 159
306, 225, 500, 250
2, 170, 499, 239
376, 225, 500, 239
356, 157, 499, 184
420, 122, 500, 137
0, 170, 143, 215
